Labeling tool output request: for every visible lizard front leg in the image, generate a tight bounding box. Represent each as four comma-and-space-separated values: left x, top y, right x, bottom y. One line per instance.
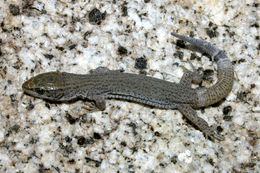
81, 93, 107, 111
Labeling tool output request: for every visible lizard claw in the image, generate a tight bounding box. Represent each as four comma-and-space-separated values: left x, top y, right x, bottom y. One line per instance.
82, 102, 100, 112
203, 124, 224, 141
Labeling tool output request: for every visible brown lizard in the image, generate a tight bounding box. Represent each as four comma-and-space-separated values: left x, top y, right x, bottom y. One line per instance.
22, 33, 234, 140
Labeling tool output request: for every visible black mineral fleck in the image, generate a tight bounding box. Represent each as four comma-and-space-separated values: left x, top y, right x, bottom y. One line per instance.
43, 54, 54, 60
176, 40, 186, 48
118, 46, 128, 55
9, 4, 20, 16
135, 57, 147, 70
89, 8, 106, 25
223, 106, 232, 115
93, 132, 101, 139
173, 51, 184, 60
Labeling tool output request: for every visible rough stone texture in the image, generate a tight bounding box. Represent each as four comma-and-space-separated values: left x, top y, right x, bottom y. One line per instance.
0, 0, 259, 172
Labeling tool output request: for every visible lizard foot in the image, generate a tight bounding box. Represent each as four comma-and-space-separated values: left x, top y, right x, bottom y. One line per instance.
82, 102, 100, 112
203, 124, 224, 141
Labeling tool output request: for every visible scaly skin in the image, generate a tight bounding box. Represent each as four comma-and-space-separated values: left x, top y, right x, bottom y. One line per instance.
23, 33, 234, 141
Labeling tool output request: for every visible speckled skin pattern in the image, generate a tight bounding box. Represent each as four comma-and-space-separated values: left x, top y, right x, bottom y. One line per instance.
22, 33, 234, 141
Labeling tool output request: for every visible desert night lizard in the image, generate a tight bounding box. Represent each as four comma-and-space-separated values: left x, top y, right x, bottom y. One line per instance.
22, 33, 234, 141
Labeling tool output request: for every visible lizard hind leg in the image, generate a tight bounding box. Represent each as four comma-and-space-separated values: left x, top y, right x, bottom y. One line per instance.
180, 62, 202, 87
177, 104, 224, 141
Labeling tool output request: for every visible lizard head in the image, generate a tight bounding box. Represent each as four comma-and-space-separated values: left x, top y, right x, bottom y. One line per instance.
22, 72, 64, 101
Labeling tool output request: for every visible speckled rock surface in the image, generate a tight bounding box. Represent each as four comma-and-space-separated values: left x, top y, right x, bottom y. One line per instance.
0, 0, 259, 172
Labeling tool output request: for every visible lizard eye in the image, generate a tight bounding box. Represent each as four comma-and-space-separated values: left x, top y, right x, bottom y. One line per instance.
48, 76, 55, 82
35, 88, 45, 95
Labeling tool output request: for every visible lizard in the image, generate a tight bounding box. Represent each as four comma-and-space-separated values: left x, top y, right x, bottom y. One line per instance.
22, 33, 234, 140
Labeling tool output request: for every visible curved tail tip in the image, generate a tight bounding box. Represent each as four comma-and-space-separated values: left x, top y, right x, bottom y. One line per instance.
171, 32, 221, 57
171, 32, 184, 39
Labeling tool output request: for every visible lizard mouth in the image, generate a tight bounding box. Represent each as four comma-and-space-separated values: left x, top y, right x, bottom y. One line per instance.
22, 78, 44, 99
22, 77, 35, 90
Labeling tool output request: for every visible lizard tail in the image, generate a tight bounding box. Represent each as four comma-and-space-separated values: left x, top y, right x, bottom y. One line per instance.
171, 32, 234, 107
